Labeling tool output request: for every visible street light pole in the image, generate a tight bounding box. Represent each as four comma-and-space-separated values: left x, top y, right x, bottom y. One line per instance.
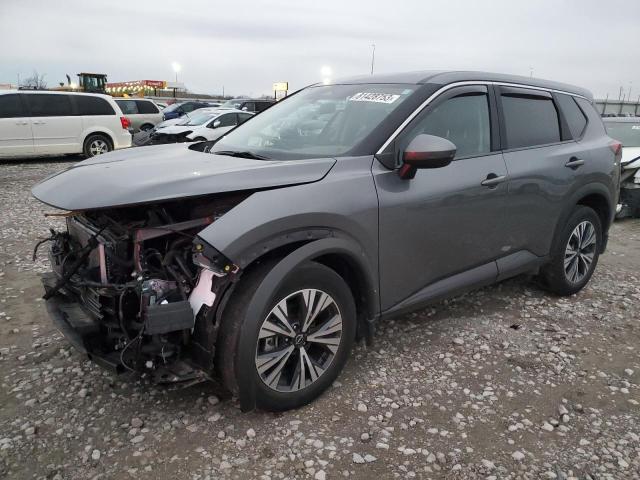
370, 44, 376, 75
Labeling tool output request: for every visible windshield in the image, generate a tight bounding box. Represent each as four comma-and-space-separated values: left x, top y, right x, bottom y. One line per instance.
182, 112, 217, 126
605, 121, 640, 147
212, 84, 417, 159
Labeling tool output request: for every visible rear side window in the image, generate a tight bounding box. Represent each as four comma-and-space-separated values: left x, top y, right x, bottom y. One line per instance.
116, 100, 138, 115
182, 103, 197, 113
25, 94, 73, 117
556, 94, 587, 139
405, 91, 491, 159
136, 100, 159, 114
500, 93, 560, 148
74, 96, 115, 115
0, 94, 25, 118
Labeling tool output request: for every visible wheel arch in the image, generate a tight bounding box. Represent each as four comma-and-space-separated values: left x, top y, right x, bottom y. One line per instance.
82, 130, 114, 149
229, 236, 378, 411
552, 183, 613, 254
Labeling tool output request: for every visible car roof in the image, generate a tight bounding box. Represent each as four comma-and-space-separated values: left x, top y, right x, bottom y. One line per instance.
333, 70, 593, 100
0, 89, 113, 99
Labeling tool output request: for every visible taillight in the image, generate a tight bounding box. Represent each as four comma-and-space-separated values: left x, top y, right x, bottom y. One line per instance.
120, 116, 131, 130
610, 140, 622, 162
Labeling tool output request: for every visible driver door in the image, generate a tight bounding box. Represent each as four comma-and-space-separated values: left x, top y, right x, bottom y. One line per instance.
374, 85, 509, 312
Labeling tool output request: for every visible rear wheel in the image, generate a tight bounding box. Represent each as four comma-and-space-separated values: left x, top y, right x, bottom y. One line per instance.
139, 123, 154, 132
216, 261, 356, 411
541, 205, 602, 296
83, 134, 112, 158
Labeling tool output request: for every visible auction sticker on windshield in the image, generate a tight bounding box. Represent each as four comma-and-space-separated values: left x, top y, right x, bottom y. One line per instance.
349, 92, 401, 104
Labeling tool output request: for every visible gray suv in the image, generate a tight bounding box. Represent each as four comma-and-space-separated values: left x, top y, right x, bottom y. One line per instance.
32, 71, 619, 411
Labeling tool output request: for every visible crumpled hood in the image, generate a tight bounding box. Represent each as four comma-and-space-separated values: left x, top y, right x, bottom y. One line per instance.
155, 125, 194, 135
32, 144, 336, 211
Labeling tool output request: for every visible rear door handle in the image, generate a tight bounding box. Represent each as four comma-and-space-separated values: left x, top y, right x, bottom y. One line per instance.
481, 174, 507, 188
33, 121, 45, 125
15, 121, 29, 125
565, 157, 584, 169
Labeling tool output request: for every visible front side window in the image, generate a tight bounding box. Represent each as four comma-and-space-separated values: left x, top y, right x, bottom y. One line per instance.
501, 93, 561, 148
0, 94, 25, 118
116, 100, 138, 115
238, 113, 253, 124
212, 84, 417, 159
25, 94, 72, 117
403, 91, 491, 159
215, 113, 237, 127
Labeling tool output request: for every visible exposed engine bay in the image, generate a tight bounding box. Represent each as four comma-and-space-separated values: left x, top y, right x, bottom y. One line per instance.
37, 194, 247, 384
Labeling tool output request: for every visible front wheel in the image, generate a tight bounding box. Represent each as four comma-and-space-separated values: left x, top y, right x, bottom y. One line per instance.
541, 205, 602, 296
216, 261, 356, 411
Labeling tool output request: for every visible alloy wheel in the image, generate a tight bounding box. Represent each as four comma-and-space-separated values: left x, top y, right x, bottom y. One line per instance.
255, 289, 343, 392
89, 139, 109, 156
564, 220, 597, 284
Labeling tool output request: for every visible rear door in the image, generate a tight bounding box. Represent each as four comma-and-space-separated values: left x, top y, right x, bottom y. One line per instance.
0, 93, 34, 157
375, 85, 509, 311
25, 93, 82, 155
497, 87, 591, 257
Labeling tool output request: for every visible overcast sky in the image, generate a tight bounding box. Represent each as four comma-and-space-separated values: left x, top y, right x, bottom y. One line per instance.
1, 0, 639, 100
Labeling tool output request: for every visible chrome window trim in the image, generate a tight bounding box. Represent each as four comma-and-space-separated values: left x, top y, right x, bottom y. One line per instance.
376, 80, 589, 154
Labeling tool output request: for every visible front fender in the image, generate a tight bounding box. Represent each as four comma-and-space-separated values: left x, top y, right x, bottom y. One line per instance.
234, 236, 378, 411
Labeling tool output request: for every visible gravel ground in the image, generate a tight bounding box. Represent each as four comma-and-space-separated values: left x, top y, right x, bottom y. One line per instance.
0, 158, 639, 480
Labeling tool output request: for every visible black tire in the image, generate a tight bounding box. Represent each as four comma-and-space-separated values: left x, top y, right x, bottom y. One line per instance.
216, 260, 356, 411
139, 124, 154, 132
541, 205, 602, 296
83, 134, 112, 158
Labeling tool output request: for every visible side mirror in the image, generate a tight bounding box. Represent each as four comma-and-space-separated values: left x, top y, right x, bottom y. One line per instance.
399, 134, 456, 179
212, 120, 221, 128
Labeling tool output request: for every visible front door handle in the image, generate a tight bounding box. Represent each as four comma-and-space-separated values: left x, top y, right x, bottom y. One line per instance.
565, 157, 584, 169
481, 174, 507, 188
32, 121, 45, 125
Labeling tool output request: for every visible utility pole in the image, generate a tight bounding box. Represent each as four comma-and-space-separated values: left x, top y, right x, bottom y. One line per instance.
370, 44, 376, 75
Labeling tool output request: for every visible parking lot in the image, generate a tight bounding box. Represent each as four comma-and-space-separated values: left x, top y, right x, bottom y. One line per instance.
0, 158, 636, 479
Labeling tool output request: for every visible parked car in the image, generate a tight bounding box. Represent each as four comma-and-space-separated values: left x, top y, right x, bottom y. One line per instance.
603, 117, 640, 217
32, 71, 619, 412
0, 90, 131, 158
114, 98, 163, 132
137, 110, 253, 145
162, 101, 217, 120
220, 98, 275, 113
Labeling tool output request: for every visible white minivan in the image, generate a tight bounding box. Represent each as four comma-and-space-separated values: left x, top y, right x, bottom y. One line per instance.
0, 90, 132, 158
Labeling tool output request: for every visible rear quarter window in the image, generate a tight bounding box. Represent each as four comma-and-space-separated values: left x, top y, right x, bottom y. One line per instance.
74, 96, 116, 115
556, 94, 587, 139
500, 93, 561, 149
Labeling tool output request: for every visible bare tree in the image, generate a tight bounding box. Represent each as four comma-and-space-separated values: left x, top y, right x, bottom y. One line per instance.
21, 70, 47, 89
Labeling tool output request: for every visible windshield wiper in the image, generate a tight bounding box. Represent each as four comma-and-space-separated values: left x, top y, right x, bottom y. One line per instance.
213, 150, 270, 160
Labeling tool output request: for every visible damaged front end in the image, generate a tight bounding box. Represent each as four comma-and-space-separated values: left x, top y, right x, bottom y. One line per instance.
37, 194, 245, 385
